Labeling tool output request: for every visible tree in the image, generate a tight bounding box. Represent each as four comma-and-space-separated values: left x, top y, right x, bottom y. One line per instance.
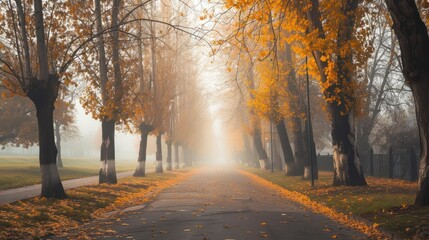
295, 0, 370, 186
0, 0, 92, 198
221, 0, 320, 176
384, 0, 429, 206
79, 0, 137, 183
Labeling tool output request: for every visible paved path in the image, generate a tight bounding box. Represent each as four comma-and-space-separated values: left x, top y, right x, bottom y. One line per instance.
0, 171, 133, 204
88, 167, 367, 240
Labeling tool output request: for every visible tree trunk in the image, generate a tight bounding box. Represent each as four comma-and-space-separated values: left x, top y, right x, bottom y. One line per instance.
27, 76, 66, 199
243, 131, 258, 167
331, 105, 366, 186
252, 124, 270, 170
384, 0, 429, 206
306, 0, 365, 185
99, 120, 117, 184
276, 119, 299, 175
134, 123, 152, 177
174, 143, 180, 169
166, 140, 173, 171
291, 117, 305, 175
111, 0, 123, 111
155, 133, 163, 173
54, 121, 63, 168
410, 147, 418, 182
411, 81, 429, 205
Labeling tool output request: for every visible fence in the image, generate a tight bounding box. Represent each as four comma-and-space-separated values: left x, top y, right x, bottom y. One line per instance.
317, 147, 419, 181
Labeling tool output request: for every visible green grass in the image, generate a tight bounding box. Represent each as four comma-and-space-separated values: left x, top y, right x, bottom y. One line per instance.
0, 155, 144, 190
243, 167, 429, 239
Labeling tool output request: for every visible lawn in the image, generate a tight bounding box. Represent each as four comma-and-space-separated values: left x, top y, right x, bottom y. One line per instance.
0, 155, 147, 190
243, 168, 429, 240
0, 170, 194, 240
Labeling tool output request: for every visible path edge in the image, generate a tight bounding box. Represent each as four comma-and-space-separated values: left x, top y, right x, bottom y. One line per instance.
238, 169, 397, 240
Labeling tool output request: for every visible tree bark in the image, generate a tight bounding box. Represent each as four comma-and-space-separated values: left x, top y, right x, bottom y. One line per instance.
410, 147, 418, 181
291, 116, 305, 175
54, 121, 63, 168
276, 119, 299, 175
166, 140, 173, 171
27, 76, 66, 199
174, 143, 180, 169
252, 124, 270, 170
94, 0, 108, 105
331, 105, 366, 186
155, 133, 163, 173
99, 120, 117, 184
243, 131, 258, 167
134, 123, 152, 177
384, 0, 429, 206
111, 0, 123, 111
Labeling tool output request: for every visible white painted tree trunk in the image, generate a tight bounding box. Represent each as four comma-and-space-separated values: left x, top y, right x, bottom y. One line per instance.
167, 162, 172, 170
106, 160, 116, 180
303, 166, 311, 179
155, 160, 163, 173
100, 161, 107, 179
134, 161, 146, 177
40, 163, 63, 197
259, 160, 266, 170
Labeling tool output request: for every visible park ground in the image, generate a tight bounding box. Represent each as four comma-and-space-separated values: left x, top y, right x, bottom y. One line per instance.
0, 156, 141, 190
0, 163, 428, 239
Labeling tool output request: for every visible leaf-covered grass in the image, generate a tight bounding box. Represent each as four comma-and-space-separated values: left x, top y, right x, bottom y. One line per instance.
243, 167, 428, 239
0, 169, 194, 240
0, 156, 148, 190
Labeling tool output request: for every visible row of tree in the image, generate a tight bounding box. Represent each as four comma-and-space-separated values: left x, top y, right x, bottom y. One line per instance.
217, 0, 429, 206
0, 0, 208, 198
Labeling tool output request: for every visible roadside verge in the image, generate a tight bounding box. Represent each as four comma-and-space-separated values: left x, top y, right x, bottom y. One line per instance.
239, 169, 412, 239
0, 169, 197, 240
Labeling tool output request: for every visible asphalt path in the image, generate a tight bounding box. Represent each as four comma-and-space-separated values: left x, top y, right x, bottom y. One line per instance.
0, 171, 134, 204
89, 167, 367, 240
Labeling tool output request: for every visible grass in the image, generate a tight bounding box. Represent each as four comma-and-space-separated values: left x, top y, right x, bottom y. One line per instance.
0, 155, 148, 190
243, 167, 429, 239
0, 169, 194, 240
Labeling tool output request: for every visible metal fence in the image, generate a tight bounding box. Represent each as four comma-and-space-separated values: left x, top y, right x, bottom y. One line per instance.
317, 147, 419, 181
